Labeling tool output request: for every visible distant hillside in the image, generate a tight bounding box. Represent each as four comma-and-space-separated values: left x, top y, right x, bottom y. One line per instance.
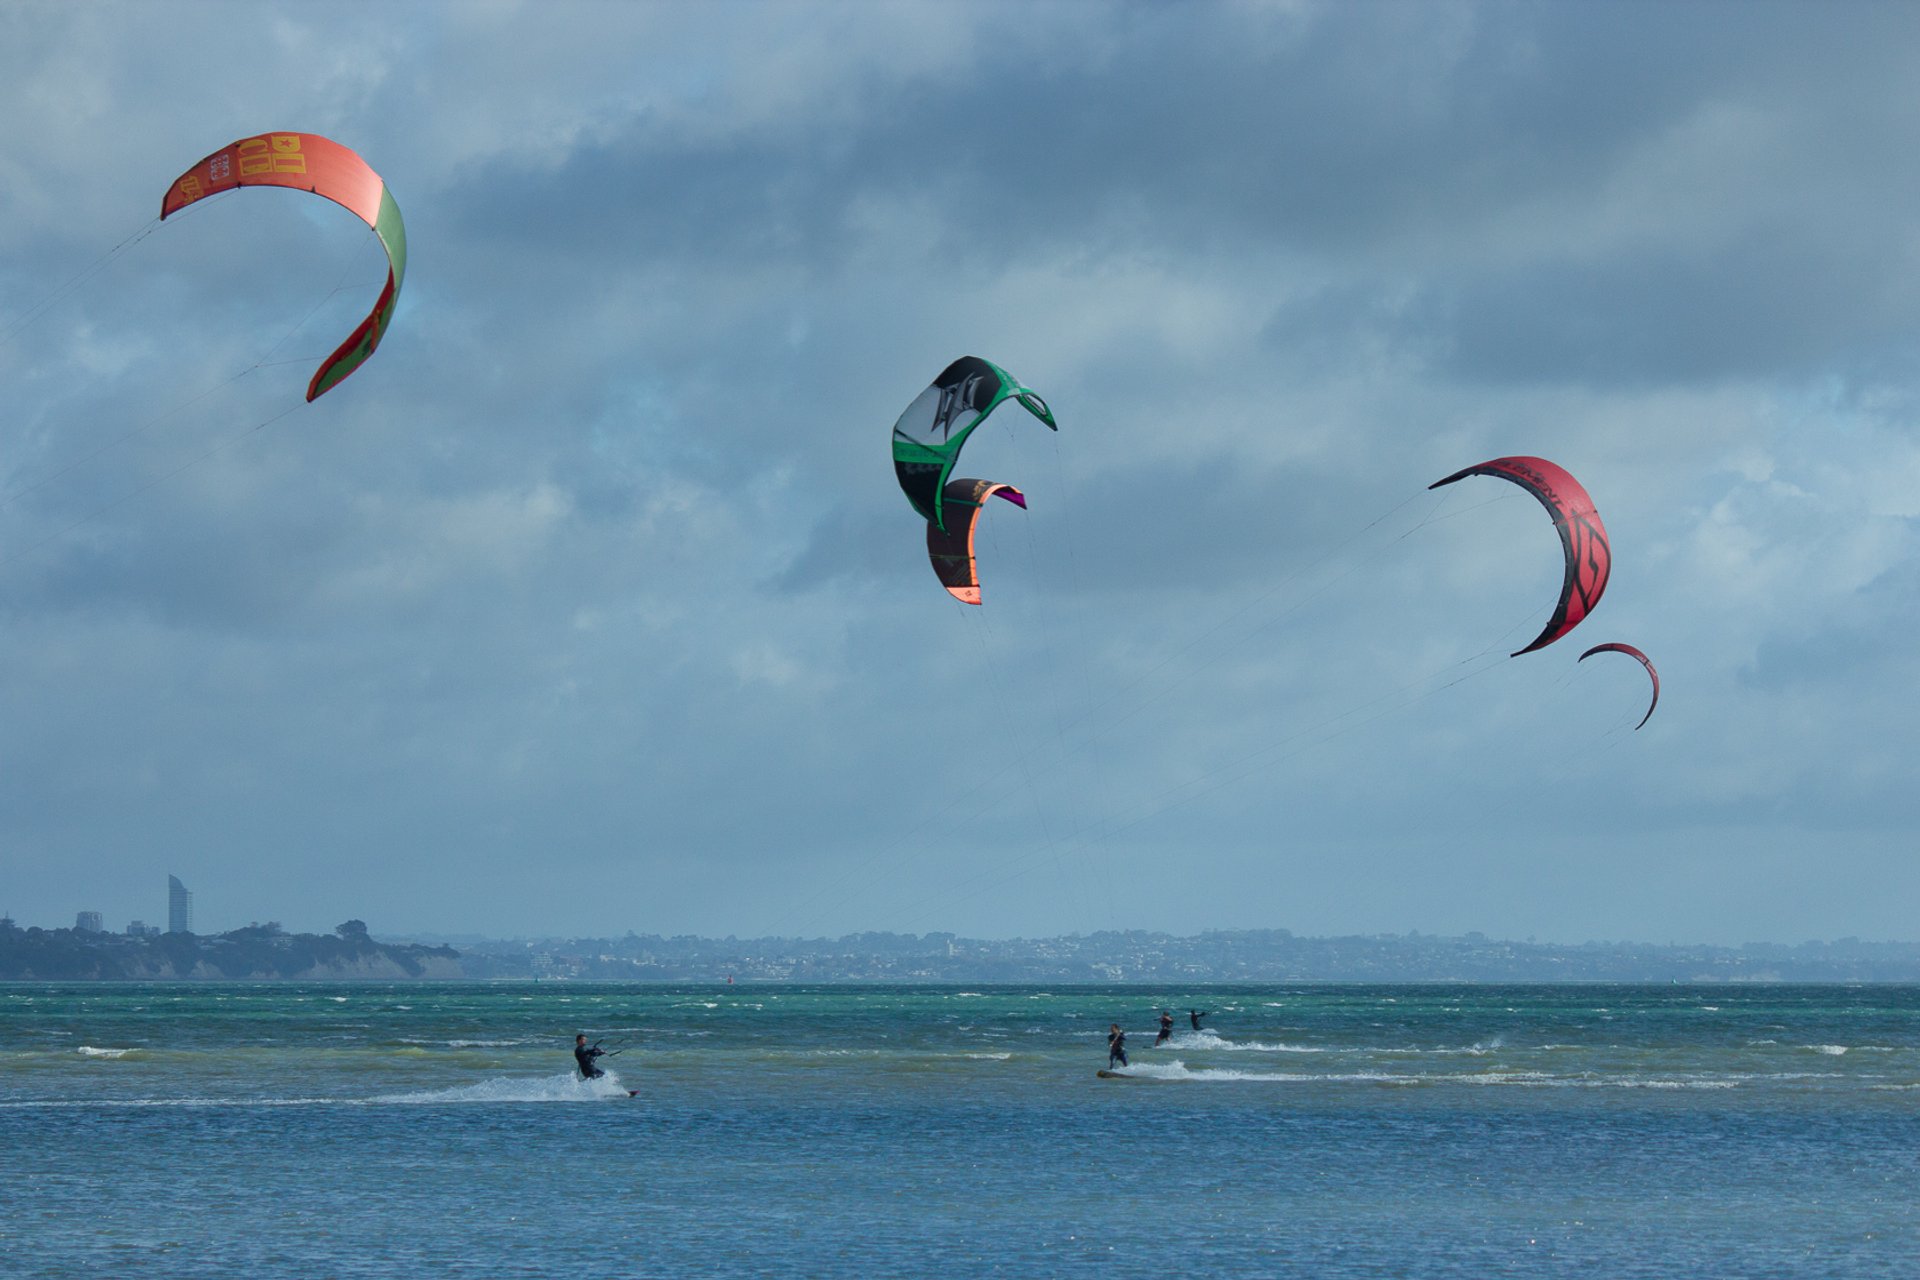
449, 927, 1920, 983
13, 921, 1920, 983
0, 919, 460, 980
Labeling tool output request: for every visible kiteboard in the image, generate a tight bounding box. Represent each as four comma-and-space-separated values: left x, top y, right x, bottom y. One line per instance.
1096, 1069, 1134, 1079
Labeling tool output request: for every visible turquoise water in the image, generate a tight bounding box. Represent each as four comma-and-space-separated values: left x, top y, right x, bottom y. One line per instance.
4, 983, 1918, 1277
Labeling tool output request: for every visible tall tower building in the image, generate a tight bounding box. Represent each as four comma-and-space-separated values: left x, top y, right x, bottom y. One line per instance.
168, 875, 194, 934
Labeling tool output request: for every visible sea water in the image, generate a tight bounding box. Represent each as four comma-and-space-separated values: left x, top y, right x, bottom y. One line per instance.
3, 983, 1917, 1277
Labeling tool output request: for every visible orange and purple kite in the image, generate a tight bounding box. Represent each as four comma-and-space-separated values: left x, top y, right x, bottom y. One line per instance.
925, 478, 1026, 605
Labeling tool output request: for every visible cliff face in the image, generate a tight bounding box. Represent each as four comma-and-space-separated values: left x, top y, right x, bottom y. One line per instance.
288, 952, 465, 980
0, 923, 463, 981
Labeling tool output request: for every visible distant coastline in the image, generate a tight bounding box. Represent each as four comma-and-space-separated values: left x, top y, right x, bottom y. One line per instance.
9, 920, 1920, 982
443, 928, 1920, 984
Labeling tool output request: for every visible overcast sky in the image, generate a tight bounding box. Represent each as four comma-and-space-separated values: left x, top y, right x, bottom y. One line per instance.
2, 0, 1917, 945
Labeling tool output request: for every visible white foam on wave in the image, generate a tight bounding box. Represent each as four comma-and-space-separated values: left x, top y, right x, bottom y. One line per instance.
76, 1046, 139, 1058
1164, 1030, 1322, 1054
1378, 1040, 1505, 1057
1810, 1043, 1907, 1056
1116, 1059, 1299, 1083
1450, 1070, 1567, 1086
374, 1070, 632, 1104
1103, 1062, 1775, 1091
0, 1096, 339, 1109
1, 1072, 635, 1109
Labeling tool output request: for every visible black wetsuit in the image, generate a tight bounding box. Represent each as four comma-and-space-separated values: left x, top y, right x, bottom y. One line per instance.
1189, 1010, 1208, 1031
1108, 1030, 1128, 1068
1156, 1014, 1173, 1045
574, 1043, 605, 1079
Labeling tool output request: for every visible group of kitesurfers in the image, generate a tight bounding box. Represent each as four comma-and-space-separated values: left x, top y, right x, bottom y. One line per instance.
1105, 1008, 1210, 1069
573, 1009, 1214, 1081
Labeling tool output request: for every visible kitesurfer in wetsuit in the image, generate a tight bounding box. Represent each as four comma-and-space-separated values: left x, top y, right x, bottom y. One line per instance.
1156, 1011, 1174, 1045
574, 1033, 606, 1079
1189, 1009, 1209, 1031
1107, 1024, 1128, 1069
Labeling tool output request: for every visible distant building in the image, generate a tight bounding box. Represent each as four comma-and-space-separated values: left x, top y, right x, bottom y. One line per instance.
126, 920, 159, 938
168, 875, 194, 934
75, 911, 103, 933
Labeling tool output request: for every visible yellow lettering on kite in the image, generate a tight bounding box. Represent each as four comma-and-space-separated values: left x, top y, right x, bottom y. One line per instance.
237, 135, 307, 178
